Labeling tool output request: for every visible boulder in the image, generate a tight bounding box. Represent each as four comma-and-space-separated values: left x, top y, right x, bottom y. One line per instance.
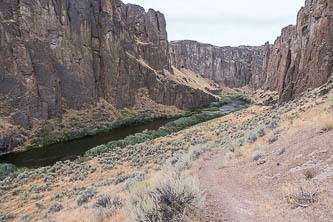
12, 112, 32, 129
0, 133, 19, 154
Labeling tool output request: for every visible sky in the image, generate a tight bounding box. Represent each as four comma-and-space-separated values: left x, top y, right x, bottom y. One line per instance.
122, 0, 305, 47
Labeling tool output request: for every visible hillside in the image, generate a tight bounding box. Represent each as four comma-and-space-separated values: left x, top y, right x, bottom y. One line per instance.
0, 76, 332, 222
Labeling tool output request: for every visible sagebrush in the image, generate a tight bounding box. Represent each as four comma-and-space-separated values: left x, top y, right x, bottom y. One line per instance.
126, 172, 205, 222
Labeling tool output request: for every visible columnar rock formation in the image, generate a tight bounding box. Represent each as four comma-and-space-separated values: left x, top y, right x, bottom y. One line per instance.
0, 0, 217, 121
259, 0, 333, 101
169, 40, 265, 88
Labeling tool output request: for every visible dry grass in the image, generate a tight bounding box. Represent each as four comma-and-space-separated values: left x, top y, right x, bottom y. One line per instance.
132, 88, 181, 116
125, 171, 205, 222
165, 67, 218, 97
319, 113, 333, 132
285, 183, 318, 209
328, 94, 333, 107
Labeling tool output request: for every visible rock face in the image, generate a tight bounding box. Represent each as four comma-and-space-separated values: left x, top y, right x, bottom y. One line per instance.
12, 112, 32, 129
0, 0, 216, 122
169, 40, 265, 88
0, 133, 19, 154
170, 0, 333, 102
260, 0, 333, 102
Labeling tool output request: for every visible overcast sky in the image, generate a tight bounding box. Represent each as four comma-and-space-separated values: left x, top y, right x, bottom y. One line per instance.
122, 0, 305, 47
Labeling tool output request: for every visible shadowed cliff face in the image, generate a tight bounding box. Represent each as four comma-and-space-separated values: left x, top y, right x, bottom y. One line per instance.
0, 0, 217, 121
169, 40, 265, 88
260, 0, 333, 102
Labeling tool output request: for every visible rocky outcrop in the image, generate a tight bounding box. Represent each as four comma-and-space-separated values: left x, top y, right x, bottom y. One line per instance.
260, 0, 333, 102
11, 112, 32, 129
169, 40, 265, 88
0, 133, 19, 154
0, 0, 216, 123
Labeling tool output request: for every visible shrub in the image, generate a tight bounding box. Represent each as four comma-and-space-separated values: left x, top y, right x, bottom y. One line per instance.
0, 211, 15, 221
286, 185, 318, 208
112, 116, 154, 129
0, 163, 17, 180
257, 126, 266, 137
85, 94, 251, 157
77, 188, 97, 206
303, 170, 316, 180
94, 194, 122, 217
48, 202, 64, 213
86, 113, 224, 157
247, 133, 258, 143
201, 107, 220, 112
126, 172, 205, 222
268, 134, 278, 144
167, 143, 214, 171
220, 94, 252, 105
219, 96, 233, 105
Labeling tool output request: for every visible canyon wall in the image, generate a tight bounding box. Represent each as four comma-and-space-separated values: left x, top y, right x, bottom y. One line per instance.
170, 0, 333, 102
260, 0, 333, 101
1, 0, 332, 124
0, 0, 217, 122
169, 40, 265, 88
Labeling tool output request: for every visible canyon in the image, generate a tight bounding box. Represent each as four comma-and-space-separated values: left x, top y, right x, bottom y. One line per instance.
0, 1, 333, 221
1, 0, 332, 120
0, 0, 333, 151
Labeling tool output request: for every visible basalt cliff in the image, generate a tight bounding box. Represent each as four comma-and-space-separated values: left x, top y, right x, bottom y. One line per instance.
170, 0, 333, 102
169, 40, 265, 88
2, 0, 332, 119
260, 0, 333, 102
0, 0, 217, 123
0, 0, 221, 154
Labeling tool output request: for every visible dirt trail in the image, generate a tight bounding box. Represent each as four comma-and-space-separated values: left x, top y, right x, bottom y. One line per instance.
198, 126, 333, 222
199, 152, 278, 222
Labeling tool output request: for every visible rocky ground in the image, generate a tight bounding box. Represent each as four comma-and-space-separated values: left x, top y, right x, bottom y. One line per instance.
0, 78, 332, 221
